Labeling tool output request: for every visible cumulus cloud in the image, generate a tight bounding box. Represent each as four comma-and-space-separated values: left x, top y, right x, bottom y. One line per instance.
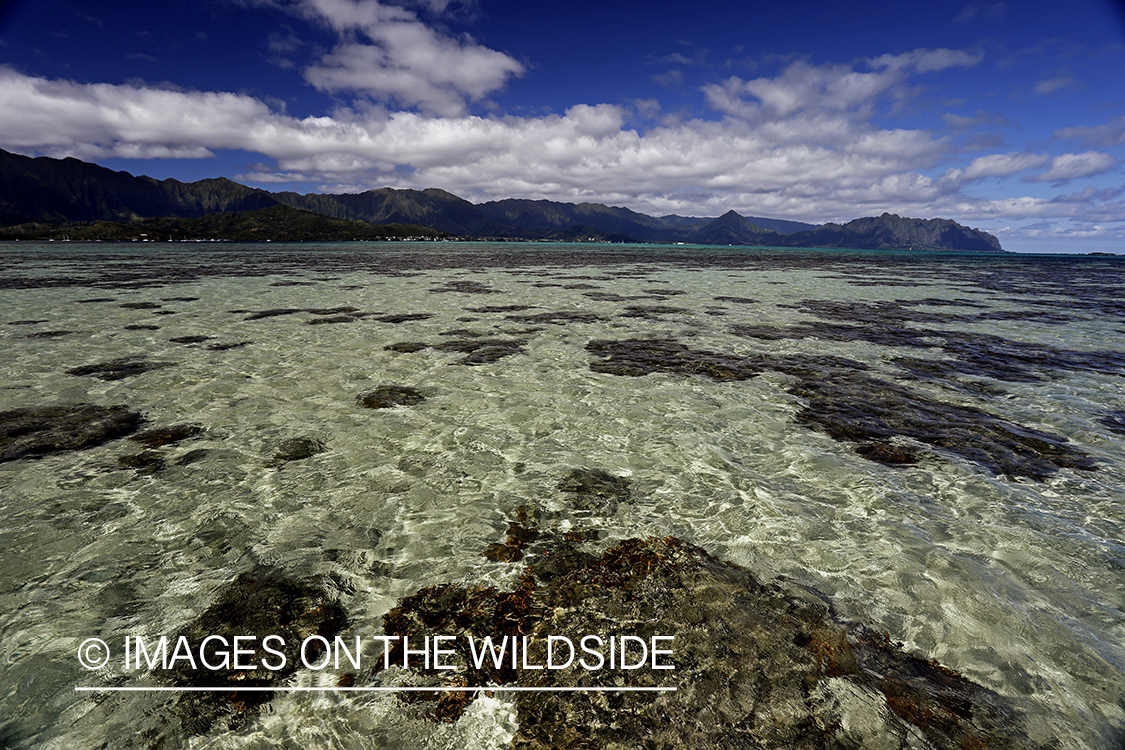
948, 152, 1048, 181
0, 48, 1118, 234
290, 0, 524, 115
1031, 151, 1117, 183
703, 48, 981, 126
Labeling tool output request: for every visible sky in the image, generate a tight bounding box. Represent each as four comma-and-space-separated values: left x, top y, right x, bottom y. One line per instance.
0, 0, 1124, 252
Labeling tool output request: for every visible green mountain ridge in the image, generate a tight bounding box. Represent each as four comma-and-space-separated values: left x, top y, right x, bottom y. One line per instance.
0, 204, 448, 242
0, 149, 1004, 251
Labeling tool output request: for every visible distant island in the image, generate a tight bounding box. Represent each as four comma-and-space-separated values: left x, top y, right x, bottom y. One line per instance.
0, 149, 1004, 251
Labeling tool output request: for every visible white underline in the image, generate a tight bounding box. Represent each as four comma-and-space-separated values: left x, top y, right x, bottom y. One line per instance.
75, 686, 676, 693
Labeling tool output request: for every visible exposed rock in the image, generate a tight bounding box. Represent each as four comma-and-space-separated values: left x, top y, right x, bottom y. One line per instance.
0, 404, 144, 462
357, 385, 427, 409
375, 522, 1043, 749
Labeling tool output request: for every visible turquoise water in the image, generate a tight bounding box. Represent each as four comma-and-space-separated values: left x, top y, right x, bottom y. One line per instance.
0, 242, 1123, 748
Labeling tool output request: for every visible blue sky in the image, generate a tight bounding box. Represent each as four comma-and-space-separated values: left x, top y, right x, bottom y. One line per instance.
1, 0, 1123, 252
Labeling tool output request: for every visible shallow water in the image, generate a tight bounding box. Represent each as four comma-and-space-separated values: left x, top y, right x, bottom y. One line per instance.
1, 242, 1123, 748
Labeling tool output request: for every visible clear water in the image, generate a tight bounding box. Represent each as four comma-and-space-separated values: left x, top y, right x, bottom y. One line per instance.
0, 242, 1123, 748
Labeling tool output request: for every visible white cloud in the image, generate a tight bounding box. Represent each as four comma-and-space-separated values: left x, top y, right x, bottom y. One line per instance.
869, 48, 983, 74
951, 151, 1049, 180
0, 48, 1118, 235
1031, 151, 1117, 182
1056, 114, 1125, 148
290, 0, 524, 116
1031, 76, 1077, 96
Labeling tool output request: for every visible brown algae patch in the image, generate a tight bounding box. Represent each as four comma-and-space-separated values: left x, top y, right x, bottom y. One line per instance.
369, 518, 1043, 749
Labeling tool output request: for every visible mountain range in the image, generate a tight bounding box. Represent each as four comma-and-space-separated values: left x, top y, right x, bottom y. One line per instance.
0, 149, 1004, 251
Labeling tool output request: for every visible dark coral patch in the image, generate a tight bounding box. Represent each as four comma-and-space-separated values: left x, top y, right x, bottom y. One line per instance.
1, 404, 144, 462
67, 358, 174, 380
373, 313, 434, 324
585, 337, 1095, 479
384, 341, 430, 353
270, 436, 326, 464
24, 330, 72, 338
129, 424, 204, 448
430, 280, 503, 294
557, 467, 631, 513
357, 385, 427, 409
1099, 411, 1125, 435
586, 338, 764, 380
432, 338, 526, 364
506, 311, 603, 325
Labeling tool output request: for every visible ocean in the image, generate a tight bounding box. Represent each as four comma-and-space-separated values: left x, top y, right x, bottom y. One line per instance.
0, 242, 1123, 749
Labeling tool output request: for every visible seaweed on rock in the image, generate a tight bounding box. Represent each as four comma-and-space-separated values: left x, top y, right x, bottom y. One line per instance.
373, 519, 1044, 749
142, 568, 349, 744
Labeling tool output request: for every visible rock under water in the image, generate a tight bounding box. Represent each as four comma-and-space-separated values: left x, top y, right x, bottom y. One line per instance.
143, 568, 350, 745
372, 517, 1043, 749
0, 403, 144, 462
